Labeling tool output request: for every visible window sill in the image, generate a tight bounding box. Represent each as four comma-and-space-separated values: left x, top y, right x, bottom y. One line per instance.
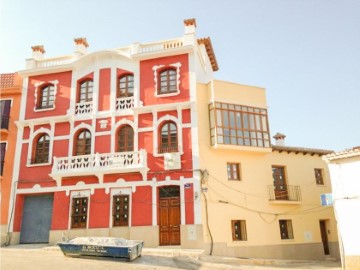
154, 90, 180, 98
153, 151, 183, 158
34, 107, 55, 112
26, 162, 52, 167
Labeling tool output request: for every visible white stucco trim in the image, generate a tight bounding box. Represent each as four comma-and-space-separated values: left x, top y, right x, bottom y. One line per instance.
109, 187, 132, 228
68, 189, 91, 230
69, 122, 95, 155
152, 62, 182, 97
33, 80, 59, 112
111, 119, 138, 153
26, 127, 53, 166
153, 114, 183, 157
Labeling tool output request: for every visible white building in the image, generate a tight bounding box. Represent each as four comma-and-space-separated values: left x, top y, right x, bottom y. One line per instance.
324, 147, 360, 270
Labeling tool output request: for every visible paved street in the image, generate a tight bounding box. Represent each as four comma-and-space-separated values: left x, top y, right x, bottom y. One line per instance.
1, 245, 342, 270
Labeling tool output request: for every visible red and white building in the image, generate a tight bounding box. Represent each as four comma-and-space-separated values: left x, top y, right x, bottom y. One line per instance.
9, 19, 218, 248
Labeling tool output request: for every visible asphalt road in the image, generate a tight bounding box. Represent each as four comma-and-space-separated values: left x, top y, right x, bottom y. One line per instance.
1, 245, 342, 270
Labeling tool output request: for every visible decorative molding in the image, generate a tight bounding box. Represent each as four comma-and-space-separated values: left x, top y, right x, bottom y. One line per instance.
153, 114, 183, 157
152, 62, 182, 97
33, 80, 59, 112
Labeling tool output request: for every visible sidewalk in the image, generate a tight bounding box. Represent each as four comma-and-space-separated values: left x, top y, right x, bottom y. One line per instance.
1, 244, 342, 270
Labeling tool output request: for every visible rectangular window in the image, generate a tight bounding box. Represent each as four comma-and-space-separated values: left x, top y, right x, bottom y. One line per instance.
227, 163, 241, 180
231, 220, 247, 241
0, 142, 6, 176
314, 168, 324, 185
0, 100, 11, 130
113, 195, 129, 227
209, 102, 270, 148
71, 197, 88, 228
279, 219, 294, 239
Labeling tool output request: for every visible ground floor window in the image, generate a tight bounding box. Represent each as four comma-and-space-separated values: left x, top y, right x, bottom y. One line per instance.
113, 195, 129, 226
231, 220, 247, 241
71, 197, 88, 228
279, 219, 294, 239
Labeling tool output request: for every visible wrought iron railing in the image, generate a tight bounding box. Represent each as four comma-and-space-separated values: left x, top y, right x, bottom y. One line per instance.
268, 185, 302, 202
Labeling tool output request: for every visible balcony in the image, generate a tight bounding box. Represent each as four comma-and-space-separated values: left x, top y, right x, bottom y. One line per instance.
116, 97, 134, 111
267, 185, 302, 203
51, 150, 148, 185
75, 101, 93, 116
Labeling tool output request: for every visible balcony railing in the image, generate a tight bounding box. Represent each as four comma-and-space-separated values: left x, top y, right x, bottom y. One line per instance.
75, 101, 93, 116
51, 150, 148, 185
267, 185, 302, 202
116, 97, 134, 111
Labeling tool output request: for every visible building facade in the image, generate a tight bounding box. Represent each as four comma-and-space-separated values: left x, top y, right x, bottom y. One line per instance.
196, 80, 340, 260
9, 19, 216, 248
0, 73, 22, 245
324, 147, 360, 269
7, 19, 339, 261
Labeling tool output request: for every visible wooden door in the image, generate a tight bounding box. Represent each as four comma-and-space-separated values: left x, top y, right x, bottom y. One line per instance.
159, 197, 180, 245
272, 166, 288, 200
320, 220, 330, 255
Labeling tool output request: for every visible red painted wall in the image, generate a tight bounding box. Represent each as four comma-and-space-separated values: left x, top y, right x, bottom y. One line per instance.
89, 189, 110, 228
25, 71, 72, 120
13, 195, 24, 232
185, 184, 194, 224
132, 186, 152, 226
98, 69, 111, 112
52, 191, 70, 230
140, 54, 189, 106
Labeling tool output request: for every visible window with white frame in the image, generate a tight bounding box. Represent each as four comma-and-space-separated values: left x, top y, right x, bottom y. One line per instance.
153, 63, 181, 97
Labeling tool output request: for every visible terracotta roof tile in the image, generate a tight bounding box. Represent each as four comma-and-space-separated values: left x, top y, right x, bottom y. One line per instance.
197, 37, 219, 72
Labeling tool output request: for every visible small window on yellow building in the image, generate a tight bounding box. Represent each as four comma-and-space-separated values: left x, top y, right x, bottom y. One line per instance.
231, 220, 247, 241
314, 168, 324, 185
227, 163, 241, 180
279, 219, 294, 239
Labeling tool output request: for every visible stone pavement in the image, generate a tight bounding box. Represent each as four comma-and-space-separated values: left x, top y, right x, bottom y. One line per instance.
1, 244, 342, 270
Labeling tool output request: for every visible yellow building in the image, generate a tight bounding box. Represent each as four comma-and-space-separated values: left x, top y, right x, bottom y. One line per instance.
196, 80, 340, 260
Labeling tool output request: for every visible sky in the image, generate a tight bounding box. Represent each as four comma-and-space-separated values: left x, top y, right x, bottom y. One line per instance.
0, 0, 359, 151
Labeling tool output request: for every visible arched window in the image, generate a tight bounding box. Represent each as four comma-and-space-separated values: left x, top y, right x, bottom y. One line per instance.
118, 75, 134, 98
34, 134, 50, 163
158, 68, 177, 95
38, 84, 55, 109
78, 80, 93, 103
75, 129, 91, 156
117, 125, 134, 152
159, 121, 178, 153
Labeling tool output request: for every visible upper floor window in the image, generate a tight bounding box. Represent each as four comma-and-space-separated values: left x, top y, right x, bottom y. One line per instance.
0, 143, 6, 176
78, 80, 93, 103
34, 134, 50, 164
117, 125, 134, 152
37, 84, 55, 109
0, 100, 11, 130
209, 102, 270, 148
158, 68, 177, 95
75, 129, 91, 156
314, 168, 324, 185
159, 121, 178, 153
227, 163, 241, 180
118, 75, 134, 98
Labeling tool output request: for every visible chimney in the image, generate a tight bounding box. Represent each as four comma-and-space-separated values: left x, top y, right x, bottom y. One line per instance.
31, 45, 45, 59
74, 37, 89, 56
273, 132, 286, 146
183, 18, 196, 46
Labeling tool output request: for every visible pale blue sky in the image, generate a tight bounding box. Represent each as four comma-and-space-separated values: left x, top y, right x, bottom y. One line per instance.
1, 0, 359, 151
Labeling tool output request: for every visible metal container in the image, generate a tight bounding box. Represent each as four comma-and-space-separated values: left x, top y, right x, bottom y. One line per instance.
57, 237, 143, 261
